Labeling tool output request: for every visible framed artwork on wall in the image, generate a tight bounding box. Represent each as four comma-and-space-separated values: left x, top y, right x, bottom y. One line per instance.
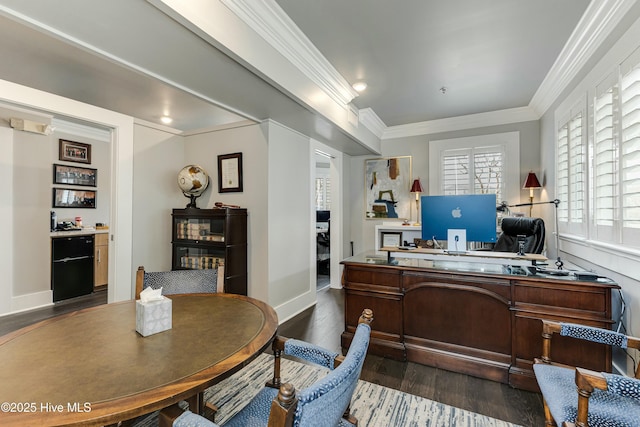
52, 188, 96, 208
364, 156, 412, 220
218, 152, 243, 193
53, 164, 97, 187
59, 139, 91, 164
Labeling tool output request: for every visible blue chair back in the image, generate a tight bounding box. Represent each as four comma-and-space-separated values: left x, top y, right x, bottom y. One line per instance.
292, 322, 370, 427
141, 268, 217, 296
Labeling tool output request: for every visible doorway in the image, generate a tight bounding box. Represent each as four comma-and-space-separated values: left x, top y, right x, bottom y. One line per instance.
313, 142, 342, 292
315, 155, 331, 291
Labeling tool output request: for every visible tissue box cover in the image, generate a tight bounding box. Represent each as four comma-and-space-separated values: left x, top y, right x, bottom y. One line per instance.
136, 297, 172, 337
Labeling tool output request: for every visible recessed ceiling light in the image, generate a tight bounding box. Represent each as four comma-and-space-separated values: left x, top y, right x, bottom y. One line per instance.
352, 82, 367, 92
160, 116, 173, 124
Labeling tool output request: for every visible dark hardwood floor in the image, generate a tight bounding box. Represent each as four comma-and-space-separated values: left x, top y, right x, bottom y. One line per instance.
0, 286, 545, 426
0, 288, 108, 337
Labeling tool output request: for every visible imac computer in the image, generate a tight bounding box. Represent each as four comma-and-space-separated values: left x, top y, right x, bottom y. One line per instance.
421, 194, 497, 249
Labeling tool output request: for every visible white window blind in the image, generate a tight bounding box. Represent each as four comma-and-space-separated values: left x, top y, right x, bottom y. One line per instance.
556, 124, 569, 222
621, 63, 640, 233
569, 112, 585, 224
556, 107, 585, 231
441, 147, 504, 201
315, 177, 331, 210
593, 78, 617, 238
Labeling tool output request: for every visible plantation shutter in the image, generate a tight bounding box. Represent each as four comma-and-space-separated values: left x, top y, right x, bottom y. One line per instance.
442, 151, 470, 195
557, 123, 569, 222
315, 177, 331, 210
620, 53, 640, 242
441, 147, 504, 201
593, 74, 618, 241
569, 112, 585, 224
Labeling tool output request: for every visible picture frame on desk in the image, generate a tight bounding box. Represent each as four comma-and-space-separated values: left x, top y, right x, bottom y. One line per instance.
381, 231, 402, 249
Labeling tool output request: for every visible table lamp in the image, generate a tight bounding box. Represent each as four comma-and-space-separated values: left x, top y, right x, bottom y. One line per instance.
410, 178, 423, 225
523, 171, 542, 216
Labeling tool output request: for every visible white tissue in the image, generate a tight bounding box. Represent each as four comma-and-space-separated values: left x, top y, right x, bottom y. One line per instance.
139, 286, 164, 302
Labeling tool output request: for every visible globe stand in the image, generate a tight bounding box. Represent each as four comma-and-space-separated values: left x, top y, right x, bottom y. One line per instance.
183, 193, 201, 209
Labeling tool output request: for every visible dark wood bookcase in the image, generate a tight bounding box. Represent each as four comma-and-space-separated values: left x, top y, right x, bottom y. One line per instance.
171, 207, 247, 295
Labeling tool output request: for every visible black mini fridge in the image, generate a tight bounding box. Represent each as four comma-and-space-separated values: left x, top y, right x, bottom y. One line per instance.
51, 235, 94, 302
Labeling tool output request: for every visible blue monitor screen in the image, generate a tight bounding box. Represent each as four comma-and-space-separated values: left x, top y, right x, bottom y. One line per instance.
421, 194, 497, 242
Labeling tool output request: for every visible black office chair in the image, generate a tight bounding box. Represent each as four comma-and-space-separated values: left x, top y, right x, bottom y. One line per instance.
493, 217, 545, 254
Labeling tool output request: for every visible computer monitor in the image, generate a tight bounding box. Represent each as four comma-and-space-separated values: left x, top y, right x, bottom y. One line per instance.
421, 194, 497, 243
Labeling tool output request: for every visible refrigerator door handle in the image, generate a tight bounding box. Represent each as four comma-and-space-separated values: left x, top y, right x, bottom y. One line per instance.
54, 256, 91, 263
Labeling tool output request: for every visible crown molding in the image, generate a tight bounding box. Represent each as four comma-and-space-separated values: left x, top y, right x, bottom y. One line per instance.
358, 108, 386, 139
381, 107, 539, 140
529, 0, 636, 117
220, 0, 358, 107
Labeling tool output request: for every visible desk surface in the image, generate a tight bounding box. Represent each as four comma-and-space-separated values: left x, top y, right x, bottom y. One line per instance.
345, 251, 617, 284
0, 293, 278, 426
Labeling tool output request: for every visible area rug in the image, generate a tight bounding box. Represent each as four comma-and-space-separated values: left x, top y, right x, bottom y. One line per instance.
133, 353, 522, 426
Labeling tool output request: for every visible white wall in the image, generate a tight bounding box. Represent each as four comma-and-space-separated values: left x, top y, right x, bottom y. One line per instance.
11, 129, 51, 299
184, 122, 270, 302
132, 124, 185, 278
267, 121, 316, 321
0, 127, 14, 315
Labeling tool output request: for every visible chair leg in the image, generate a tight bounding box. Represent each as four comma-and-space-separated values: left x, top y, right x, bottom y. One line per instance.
542, 398, 557, 426
267, 338, 287, 389
185, 391, 204, 415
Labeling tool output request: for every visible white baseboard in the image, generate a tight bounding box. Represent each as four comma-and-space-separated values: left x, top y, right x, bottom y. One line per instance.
4, 290, 53, 316
274, 289, 317, 325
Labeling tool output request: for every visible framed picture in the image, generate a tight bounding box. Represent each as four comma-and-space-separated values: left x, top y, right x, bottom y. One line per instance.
59, 139, 91, 164
365, 156, 412, 220
218, 152, 243, 193
53, 164, 97, 187
52, 188, 96, 208
381, 232, 402, 249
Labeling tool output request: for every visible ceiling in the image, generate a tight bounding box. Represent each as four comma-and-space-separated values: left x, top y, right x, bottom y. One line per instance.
0, 0, 616, 153
275, 0, 590, 126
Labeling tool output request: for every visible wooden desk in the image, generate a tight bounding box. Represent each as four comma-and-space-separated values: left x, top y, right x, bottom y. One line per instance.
341, 253, 620, 392
0, 293, 277, 426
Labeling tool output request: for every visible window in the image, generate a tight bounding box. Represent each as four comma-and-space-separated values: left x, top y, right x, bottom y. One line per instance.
620, 53, 640, 245
592, 74, 618, 242
556, 101, 586, 235
440, 148, 504, 201
558, 47, 640, 250
315, 176, 331, 210
429, 132, 520, 205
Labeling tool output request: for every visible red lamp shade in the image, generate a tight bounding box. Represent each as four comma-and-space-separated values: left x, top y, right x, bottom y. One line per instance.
410, 179, 423, 193
523, 172, 541, 189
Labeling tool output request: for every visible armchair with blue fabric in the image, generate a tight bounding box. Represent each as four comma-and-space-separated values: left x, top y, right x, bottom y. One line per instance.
159, 308, 373, 427
135, 265, 219, 299
533, 320, 640, 427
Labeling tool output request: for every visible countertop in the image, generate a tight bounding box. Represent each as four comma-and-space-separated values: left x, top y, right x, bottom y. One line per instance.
50, 228, 109, 238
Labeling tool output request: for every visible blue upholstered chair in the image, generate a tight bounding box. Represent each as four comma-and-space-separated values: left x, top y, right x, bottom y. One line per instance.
135, 265, 219, 299
159, 309, 374, 427
533, 320, 640, 426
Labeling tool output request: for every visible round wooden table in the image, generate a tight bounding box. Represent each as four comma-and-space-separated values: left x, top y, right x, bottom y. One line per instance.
0, 293, 278, 426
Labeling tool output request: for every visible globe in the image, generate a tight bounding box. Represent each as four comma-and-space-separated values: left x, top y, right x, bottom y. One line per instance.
177, 165, 209, 208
